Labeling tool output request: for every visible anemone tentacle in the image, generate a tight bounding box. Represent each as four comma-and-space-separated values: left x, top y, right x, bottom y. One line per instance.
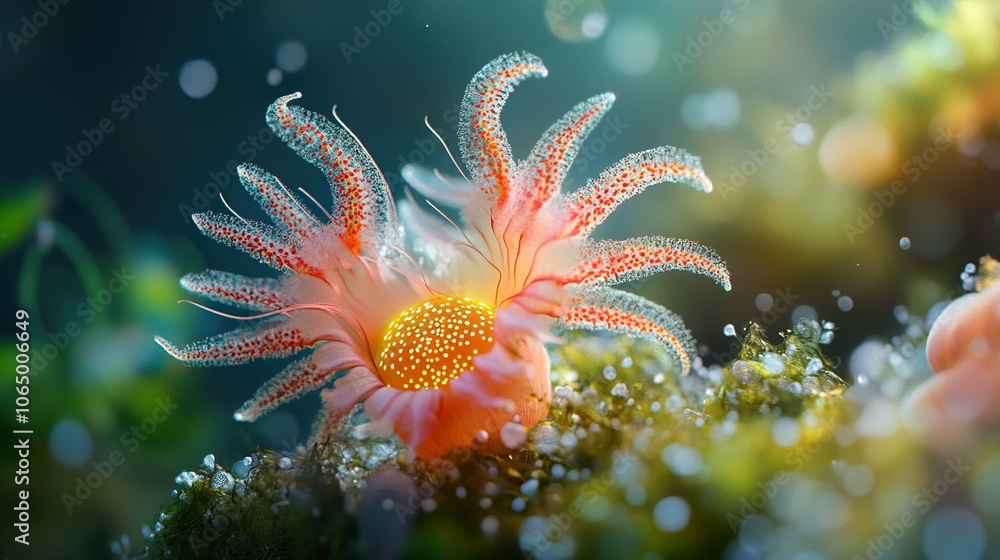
559, 286, 697, 375
568, 236, 731, 290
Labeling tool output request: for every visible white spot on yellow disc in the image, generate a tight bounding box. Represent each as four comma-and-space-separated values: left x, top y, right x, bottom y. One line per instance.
377, 296, 495, 390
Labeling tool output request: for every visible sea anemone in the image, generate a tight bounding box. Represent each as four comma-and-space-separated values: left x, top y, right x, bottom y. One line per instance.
156, 52, 730, 459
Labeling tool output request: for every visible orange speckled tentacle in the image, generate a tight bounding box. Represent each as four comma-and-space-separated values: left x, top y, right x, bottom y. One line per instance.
518, 93, 615, 211
459, 52, 547, 208
560, 287, 696, 375
192, 212, 320, 276
567, 237, 731, 290
267, 93, 395, 254
154, 320, 314, 367
238, 163, 318, 240
565, 147, 713, 238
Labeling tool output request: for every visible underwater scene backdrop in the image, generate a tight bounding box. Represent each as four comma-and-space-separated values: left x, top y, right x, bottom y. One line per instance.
2, 1, 1000, 559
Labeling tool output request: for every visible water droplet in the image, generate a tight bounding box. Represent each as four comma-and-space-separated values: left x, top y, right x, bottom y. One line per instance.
899, 236, 911, 250
202, 454, 215, 470
805, 357, 822, 375
923, 508, 986, 560
481, 515, 499, 536
820, 331, 835, 344
266, 68, 283, 86
500, 422, 527, 449
791, 122, 815, 146
653, 496, 690, 532
475, 429, 489, 444
178, 59, 218, 99
762, 352, 786, 375
837, 295, 854, 312
723, 323, 737, 337
520, 479, 540, 496
771, 417, 800, 447
275, 41, 307, 72
211, 470, 234, 492
611, 383, 629, 398
602, 365, 617, 380
49, 418, 93, 468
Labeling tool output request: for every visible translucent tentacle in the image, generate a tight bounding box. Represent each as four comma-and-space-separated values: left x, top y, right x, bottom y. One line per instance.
519, 93, 615, 210
266, 93, 395, 254
191, 212, 316, 274
401, 164, 474, 208
238, 163, 318, 239
459, 52, 547, 207
181, 270, 288, 312
154, 320, 313, 366
565, 147, 712, 238
559, 286, 696, 375
568, 236, 731, 290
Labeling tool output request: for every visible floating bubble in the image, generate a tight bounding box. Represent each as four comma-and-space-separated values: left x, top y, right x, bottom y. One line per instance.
653, 496, 690, 532
500, 422, 527, 449
178, 59, 218, 99
544, 0, 609, 42
723, 323, 737, 337
276, 41, 307, 72
605, 18, 659, 75
49, 418, 93, 468
843, 464, 874, 497
899, 236, 911, 250
791, 122, 815, 146
923, 508, 986, 560
681, 89, 741, 130
481, 515, 499, 536
755, 293, 774, 312
837, 296, 854, 312
267, 68, 283, 86
791, 305, 818, 325
580, 11, 609, 39
771, 417, 800, 447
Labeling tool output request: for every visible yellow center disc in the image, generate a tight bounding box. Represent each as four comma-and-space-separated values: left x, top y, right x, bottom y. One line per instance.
377, 296, 496, 390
